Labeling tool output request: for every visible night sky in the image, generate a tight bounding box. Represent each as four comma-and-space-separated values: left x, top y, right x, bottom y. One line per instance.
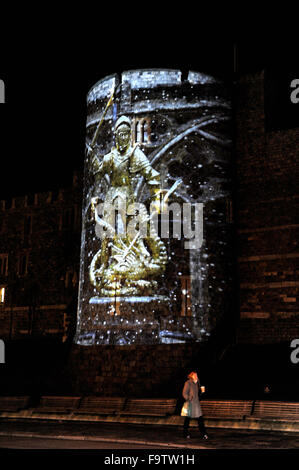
0, 41, 298, 200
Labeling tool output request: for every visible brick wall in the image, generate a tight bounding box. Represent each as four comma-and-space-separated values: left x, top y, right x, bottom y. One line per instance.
236, 71, 299, 343
0, 176, 82, 341
65, 343, 206, 398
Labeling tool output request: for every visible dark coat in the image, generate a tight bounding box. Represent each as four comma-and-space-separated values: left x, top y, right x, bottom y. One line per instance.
182, 379, 202, 418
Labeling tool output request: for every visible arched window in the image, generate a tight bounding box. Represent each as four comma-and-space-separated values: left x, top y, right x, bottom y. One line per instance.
135, 121, 141, 142
134, 118, 151, 144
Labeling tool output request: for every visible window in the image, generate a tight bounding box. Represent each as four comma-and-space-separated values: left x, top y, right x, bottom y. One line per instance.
0, 254, 8, 276
60, 207, 74, 230
18, 253, 29, 276
142, 120, 148, 142
0, 287, 5, 303
134, 118, 151, 144
65, 268, 78, 288
0, 216, 6, 233
107, 299, 120, 316
135, 121, 141, 143
24, 214, 32, 235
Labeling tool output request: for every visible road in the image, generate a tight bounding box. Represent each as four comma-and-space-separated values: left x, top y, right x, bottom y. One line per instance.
0, 435, 174, 449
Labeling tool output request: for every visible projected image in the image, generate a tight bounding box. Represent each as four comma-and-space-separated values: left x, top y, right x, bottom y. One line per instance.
89, 114, 169, 299
75, 69, 233, 345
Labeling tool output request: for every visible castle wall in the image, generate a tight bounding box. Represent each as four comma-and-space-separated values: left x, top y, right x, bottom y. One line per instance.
235, 72, 299, 343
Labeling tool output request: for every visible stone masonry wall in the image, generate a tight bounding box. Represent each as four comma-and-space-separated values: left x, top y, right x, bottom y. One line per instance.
235, 71, 299, 343
0, 176, 82, 341
66, 342, 207, 398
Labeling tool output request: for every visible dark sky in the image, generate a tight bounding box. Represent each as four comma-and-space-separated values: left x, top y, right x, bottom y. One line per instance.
0, 41, 298, 200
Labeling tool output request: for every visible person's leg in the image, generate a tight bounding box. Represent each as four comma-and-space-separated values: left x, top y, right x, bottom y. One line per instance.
197, 415, 208, 438
183, 417, 191, 437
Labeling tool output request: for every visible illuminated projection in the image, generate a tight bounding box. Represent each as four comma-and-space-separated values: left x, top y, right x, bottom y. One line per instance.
75, 69, 233, 345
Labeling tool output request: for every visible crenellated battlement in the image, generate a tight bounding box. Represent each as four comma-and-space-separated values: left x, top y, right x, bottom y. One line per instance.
0, 171, 81, 211
87, 69, 220, 102
86, 69, 229, 133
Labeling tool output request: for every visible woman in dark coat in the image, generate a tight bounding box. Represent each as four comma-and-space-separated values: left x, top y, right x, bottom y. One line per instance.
182, 371, 208, 439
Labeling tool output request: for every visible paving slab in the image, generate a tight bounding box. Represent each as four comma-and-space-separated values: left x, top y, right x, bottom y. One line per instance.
1, 419, 299, 450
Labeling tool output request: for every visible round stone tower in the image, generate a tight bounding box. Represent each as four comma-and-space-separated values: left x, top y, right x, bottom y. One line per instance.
75, 69, 233, 346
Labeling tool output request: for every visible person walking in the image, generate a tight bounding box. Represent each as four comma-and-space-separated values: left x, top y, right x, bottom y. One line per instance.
182, 371, 208, 439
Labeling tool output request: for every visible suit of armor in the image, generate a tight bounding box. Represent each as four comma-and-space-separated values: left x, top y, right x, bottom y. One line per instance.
89, 116, 167, 297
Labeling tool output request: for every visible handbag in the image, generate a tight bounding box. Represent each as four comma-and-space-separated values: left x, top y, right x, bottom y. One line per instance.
181, 400, 192, 417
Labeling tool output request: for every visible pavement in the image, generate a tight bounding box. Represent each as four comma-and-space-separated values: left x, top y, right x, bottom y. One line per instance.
1, 420, 299, 468
1, 418, 299, 450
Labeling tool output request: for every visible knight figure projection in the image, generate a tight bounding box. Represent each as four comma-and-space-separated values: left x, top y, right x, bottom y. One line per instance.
75, 69, 233, 346
89, 115, 170, 297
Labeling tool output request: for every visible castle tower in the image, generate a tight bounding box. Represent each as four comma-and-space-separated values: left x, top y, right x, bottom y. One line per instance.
75, 69, 233, 346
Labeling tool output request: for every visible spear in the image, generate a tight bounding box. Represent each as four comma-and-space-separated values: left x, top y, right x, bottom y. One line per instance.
87, 83, 116, 158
